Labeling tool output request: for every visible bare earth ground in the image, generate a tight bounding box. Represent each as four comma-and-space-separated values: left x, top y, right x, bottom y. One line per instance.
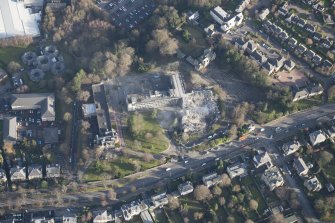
204, 65, 266, 106
273, 69, 310, 88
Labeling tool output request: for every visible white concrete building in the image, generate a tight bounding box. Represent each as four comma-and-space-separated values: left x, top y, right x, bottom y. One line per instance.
0, 0, 42, 38
227, 162, 248, 179
261, 167, 284, 191
210, 6, 228, 25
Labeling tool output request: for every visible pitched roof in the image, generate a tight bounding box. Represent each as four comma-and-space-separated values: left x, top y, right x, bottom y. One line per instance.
46, 164, 61, 178
309, 130, 327, 146
253, 151, 272, 168
11, 93, 55, 121
10, 166, 26, 181
3, 116, 17, 142
27, 165, 43, 179
293, 157, 309, 175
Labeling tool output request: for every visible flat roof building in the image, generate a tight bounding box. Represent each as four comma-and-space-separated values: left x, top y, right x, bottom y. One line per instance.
0, 0, 41, 39
227, 162, 248, 179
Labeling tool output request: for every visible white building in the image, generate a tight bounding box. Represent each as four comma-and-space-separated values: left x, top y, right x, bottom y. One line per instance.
0, 0, 42, 39
210, 6, 228, 25
282, 141, 301, 156
221, 13, 244, 32
253, 151, 273, 168
261, 167, 284, 191
227, 162, 248, 179
304, 176, 322, 192
293, 157, 309, 177
202, 173, 222, 188
178, 181, 194, 196
309, 130, 327, 146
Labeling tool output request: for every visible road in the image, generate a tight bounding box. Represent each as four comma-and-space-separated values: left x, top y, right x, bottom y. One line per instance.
2, 104, 335, 220
70, 101, 79, 172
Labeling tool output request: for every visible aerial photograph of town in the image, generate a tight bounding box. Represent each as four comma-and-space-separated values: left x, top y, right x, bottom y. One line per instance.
1, 0, 335, 222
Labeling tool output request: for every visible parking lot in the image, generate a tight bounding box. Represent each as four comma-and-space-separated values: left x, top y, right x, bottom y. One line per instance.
97, 0, 156, 30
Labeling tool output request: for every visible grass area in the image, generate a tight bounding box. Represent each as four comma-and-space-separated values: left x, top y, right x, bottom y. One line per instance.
83, 157, 161, 182
294, 95, 323, 111
241, 176, 268, 214
125, 112, 169, 154
153, 209, 169, 223
0, 44, 36, 67
179, 25, 207, 58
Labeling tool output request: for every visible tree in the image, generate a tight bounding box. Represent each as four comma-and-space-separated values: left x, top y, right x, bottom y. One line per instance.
212, 185, 222, 196
270, 213, 285, 223
77, 90, 90, 102
220, 173, 231, 187
7, 61, 21, 74
194, 185, 212, 201
107, 189, 116, 200
219, 196, 226, 206
72, 69, 87, 92
328, 86, 335, 101
228, 124, 238, 139
41, 180, 48, 189
63, 112, 72, 122
245, 220, 254, 223
80, 121, 91, 133
193, 212, 204, 220
168, 196, 180, 210
318, 150, 334, 167
147, 29, 179, 55
249, 199, 259, 213
227, 216, 235, 223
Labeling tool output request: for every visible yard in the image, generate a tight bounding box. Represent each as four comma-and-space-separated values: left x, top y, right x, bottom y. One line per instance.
125, 112, 169, 154
179, 24, 207, 58
0, 45, 36, 67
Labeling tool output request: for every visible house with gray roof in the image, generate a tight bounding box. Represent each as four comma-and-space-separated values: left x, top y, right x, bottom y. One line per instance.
282, 141, 301, 156
321, 38, 333, 49
309, 130, 327, 146
304, 176, 322, 192
268, 56, 286, 72
296, 17, 306, 28
46, 164, 61, 178
227, 162, 248, 179
287, 37, 298, 49
312, 54, 323, 66
305, 23, 316, 33
262, 62, 275, 75
0, 168, 7, 183
261, 167, 284, 191
309, 84, 323, 97
11, 93, 55, 122
304, 50, 316, 60
313, 32, 322, 41
3, 116, 17, 144
93, 210, 113, 223
250, 50, 267, 65
284, 60, 296, 71
27, 165, 43, 180
293, 157, 309, 176
253, 151, 272, 168
10, 166, 26, 181
178, 181, 194, 196
278, 31, 289, 41
296, 44, 307, 55
293, 88, 309, 101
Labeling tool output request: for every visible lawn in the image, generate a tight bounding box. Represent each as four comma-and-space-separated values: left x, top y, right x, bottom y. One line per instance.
294, 95, 323, 111
0, 45, 36, 67
83, 157, 161, 182
179, 25, 207, 58
125, 112, 169, 154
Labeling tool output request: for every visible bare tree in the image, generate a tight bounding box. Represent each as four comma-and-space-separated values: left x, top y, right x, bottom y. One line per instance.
168, 196, 180, 210
220, 173, 231, 187
219, 196, 226, 206
249, 199, 259, 214
63, 112, 72, 122
194, 185, 212, 201
212, 185, 222, 196
147, 29, 179, 55
77, 90, 90, 102
193, 211, 204, 220
270, 213, 285, 223
107, 188, 117, 200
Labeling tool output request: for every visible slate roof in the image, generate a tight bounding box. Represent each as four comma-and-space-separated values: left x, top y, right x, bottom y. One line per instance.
293, 157, 309, 176
3, 116, 17, 142
27, 165, 43, 180
10, 166, 26, 181
309, 130, 327, 146
46, 164, 61, 178
11, 93, 55, 121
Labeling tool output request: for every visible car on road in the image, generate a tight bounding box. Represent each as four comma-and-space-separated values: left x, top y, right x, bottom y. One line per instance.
166, 168, 171, 171
201, 163, 206, 166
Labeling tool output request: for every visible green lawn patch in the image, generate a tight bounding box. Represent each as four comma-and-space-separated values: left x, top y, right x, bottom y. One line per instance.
125, 112, 169, 154
241, 176, 268, 214
179, 25, 207, 58
0, 45, 35, 66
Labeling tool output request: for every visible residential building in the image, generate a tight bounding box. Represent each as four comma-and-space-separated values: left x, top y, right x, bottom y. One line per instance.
82, 104, 97, 118
326, 182, 335, 192
326, 126, 335, 138
284, 214, 299, 223
321, 38, 333, 49
0, 0, 41, 38
268, 56, 286, 72
258, 8, 270, 20
202, 173, 222, 188
250, 50, 267, 65
151, 192, 168, 208
282, 141, 301, 156
31, 217, 55, 223
304, 176, 322, 192
204, 24, 216, 37
262, 62, 275, 75
0, 168, 7, 183
140, 210, 154, 223
261, 167, 284, 191
178, 181, 194, 196
309, 130, 327, 146
287, 37, 298, 49
305, 23, 315, 33
46, 164, 61, 178
27, 165, 43, 180
93, 210, 113, 223
284, 60, 296, 71
253, 151, 273, 168
195, 48, 216, 71
11, 93, 55, 122
0, 68, 8, 83
227, 162, 248, 179
312, 54, 322, 66
187, 11, 199, 22
293, 88, 309, 102
296, 44, 307, 55
296, 17, 306, 28
210, 6, 228, 25
278, 31, 289, 41
304, 50, 316, 60
323, 14, 334, 25
221, 13, 244, 32
3, 116, 17, 144
309, 84, 323, 97
278, 7, 288, 16
236, 0, 250, 13
121, 200, 148, 221
293, 157, 309, 176
313, 32, 322, 41
10, 166, 26, 181
62, 214, 77, 223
